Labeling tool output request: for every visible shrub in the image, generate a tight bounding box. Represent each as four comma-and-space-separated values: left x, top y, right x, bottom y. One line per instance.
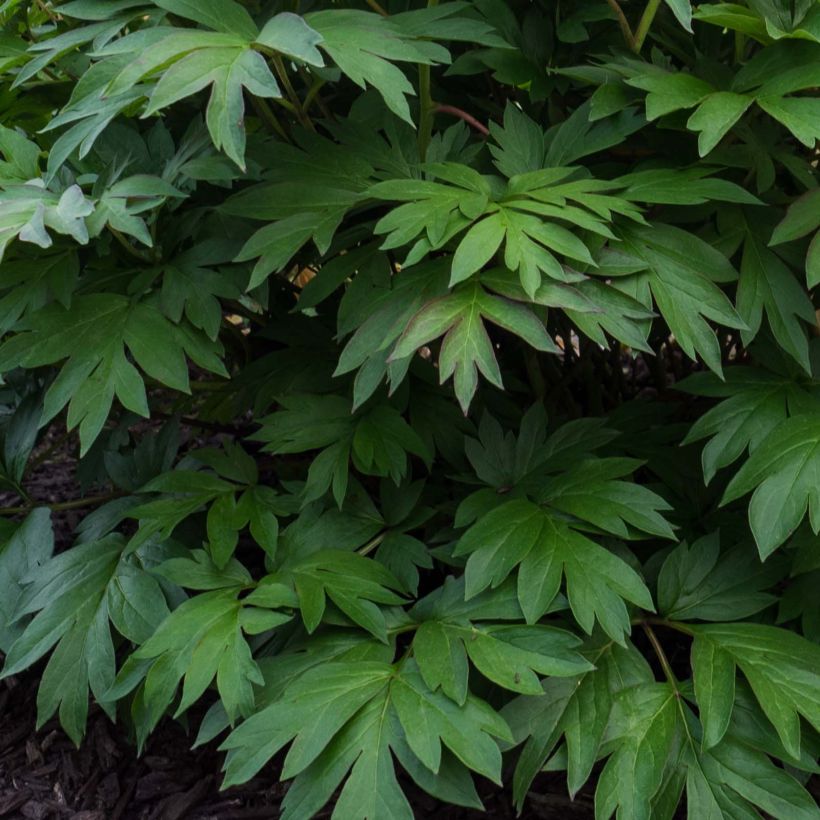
0, 0, 819, 817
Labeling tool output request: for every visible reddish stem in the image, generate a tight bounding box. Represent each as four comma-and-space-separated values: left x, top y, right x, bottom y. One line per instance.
434, 104, 490, 136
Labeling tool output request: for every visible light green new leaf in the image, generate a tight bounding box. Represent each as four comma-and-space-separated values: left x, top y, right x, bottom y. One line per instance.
722, 413, 820, 557
391, 282, 557, 412
454, 500, 654, 641
0, 182, 93, 261
256, 13, 324, 66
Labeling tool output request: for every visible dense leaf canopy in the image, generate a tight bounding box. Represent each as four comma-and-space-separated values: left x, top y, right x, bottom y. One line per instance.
0, 0, 818, 818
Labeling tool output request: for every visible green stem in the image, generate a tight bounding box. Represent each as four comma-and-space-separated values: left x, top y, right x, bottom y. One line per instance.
637, 615, 695, 637
108, 227, 154, 263
271, 54, 314, 131
357, 531, 387, 557
418, 64, 434, 162
632, 0, 662, 53
642, 622, 681, 690
734, 31, 747, 63
417, 0, 439, 162
251, 96, 290, 142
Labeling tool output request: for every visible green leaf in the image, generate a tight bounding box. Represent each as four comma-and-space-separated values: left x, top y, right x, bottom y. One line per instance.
757, 95, 820, 147
1, 537, 169, 744
664, 0, 693, 31
0, 295, 225, 454
414, 621, 591, 700
454, 500, 654, 641
145, 47, 280, 170
737, 229, 815, 372
686, 92, 753, 155
770, 189, 820, 245
290, 550, 405, 642
681, 368, 815, 484
153, 0, 258, 39
617, 167, 761, 206
450, 213, 506, 285
537, 457, 675, 540
256, 13, 324, 66
305, 9, 451, 123
657, 533, 787, 621
626, 70, 714, 120
116, 586, 274, 727
689, 623, 820, 760
698, 734, 820, 820
620, 223, 745, 375
506, 638, 654, 806
722, 413, 820, 557
691, 636, 736, 750
0, 509, 53, 652
221, 659, 510, 817
594, 682, 679, 820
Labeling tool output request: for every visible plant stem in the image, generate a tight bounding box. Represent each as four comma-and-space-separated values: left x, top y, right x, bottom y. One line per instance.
418, 64, 434, 162
434, 104, 489, 136
365, 0, 389, 15
606, 0, 635, 48
250, 96, 290, 142
108, 227, 154, 263
0, 492, 125, 516
642, 622, 681, 690
417, 0, 439, 162
633, 0, 662, 52
357, 531, 387, 557
734, 31, 747, 63
272, 54, 314, 131
635, 615, 695, 636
